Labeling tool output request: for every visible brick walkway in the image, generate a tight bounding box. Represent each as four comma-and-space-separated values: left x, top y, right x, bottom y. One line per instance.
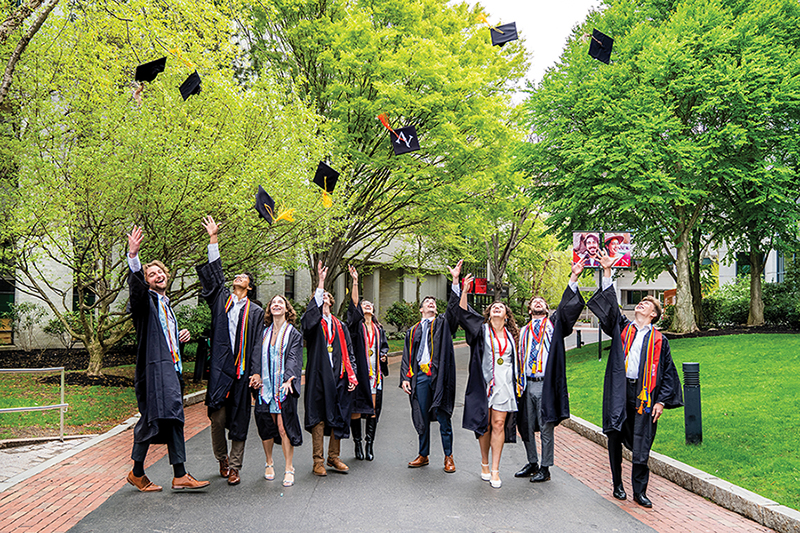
0, 403, 209, 533
0, 403, 776, 533
555, 425, 774, 532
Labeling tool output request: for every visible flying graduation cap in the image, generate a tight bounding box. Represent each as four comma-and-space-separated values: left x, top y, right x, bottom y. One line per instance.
588, 29, 614, 64
477, 13, 518, 47
255, 185, 295, 224
179, 71, 202, 100
378, 114, 420, 155
313, 162, 340, 208
135, 57, 167, 83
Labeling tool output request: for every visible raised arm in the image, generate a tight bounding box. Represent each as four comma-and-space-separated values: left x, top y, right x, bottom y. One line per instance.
126, 226, 149, 315
301, 261, 327, 333
555, 261, 587, 337
456, 274, 484, 344
586, 251, 626, 335
348, 264, 359, 306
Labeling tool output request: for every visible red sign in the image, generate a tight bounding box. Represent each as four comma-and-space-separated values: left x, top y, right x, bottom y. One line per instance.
474, 278, 487, 294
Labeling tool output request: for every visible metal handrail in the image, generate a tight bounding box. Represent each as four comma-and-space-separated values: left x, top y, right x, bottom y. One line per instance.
0, 367, 68, 441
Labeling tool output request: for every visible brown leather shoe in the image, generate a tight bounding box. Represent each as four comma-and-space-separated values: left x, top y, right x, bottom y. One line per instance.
127, 471, 162, 492
327, 457, 349, 472
312, 462, 327, 476
171, 473, 210, 491
444, 455, 456, 473
219, 457, 230, 478
227, 467, 240, 485
408, 455, 429, 468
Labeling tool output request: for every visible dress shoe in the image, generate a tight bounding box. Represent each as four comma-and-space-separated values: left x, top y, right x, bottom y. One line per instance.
312, 463, 327, 476
514, 462, 539, 478
327, 457, 349, 472
227, 467, 240, 485
127, 471, 162, 492
530, 466, 550, 483
354, 439, 364, 460
634, 492, 652, 508
444, 455, 456, 473
171, 473, 210, 491
407, 455, 429, 468
613, 484, 627, 500
219, 457, 230, 478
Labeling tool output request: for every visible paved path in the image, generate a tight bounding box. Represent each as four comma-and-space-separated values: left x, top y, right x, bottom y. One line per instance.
0, 346, 775, 533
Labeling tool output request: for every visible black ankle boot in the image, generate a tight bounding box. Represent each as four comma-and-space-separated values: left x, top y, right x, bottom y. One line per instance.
351, 418, 364, 460
364, 417, 377, 461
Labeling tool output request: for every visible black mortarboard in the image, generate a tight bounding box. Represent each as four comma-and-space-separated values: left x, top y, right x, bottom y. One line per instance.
314, 162, 339, 208
588, 29, 614, 64
255, 185, 276, 224
390, 126, 420, 155
135, 57, 166, 83
179, 71, 202, 100
490, 22, 518, 47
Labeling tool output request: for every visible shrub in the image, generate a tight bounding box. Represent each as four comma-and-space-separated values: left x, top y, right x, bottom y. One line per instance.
384, 300, 418, 331
1, 302, 46, 351
175, 302, 212, 339
42, 312, 84, 350
658, 304, 674, 330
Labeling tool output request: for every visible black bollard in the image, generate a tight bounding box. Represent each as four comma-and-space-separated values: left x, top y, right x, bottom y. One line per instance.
682, 362, 702, 444
576, 330, 583, 348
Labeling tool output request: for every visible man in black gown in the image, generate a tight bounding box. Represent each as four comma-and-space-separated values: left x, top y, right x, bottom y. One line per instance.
125, 226, 209, 492
301, 261, 357, 476
196, 216, 264, 485
588, 251, 683, 508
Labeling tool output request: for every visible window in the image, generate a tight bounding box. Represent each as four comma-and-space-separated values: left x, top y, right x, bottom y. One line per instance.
777, 252, 785, 284
626, 290, 648, 306
284, 272, 294, 301
0, 278, 14, 345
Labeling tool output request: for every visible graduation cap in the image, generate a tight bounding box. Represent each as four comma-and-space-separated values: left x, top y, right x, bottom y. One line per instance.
377, 114, 420, 156
588, 29, 614, 64
489, 22, 518, 47
313, 162, 340, 208
255, 185, 295, 224
179, 71, 202, 100
135, 57, 166, 83
477, 13, 518, 47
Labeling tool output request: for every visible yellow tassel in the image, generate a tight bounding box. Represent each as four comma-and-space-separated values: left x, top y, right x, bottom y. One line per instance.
322, 191, 333, 208
477, 12, 488, 24
275, 208, 295, 223
168, 47, 194, 69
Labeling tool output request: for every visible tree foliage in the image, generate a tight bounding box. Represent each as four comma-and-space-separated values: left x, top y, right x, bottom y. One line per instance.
523, 0, 800, 332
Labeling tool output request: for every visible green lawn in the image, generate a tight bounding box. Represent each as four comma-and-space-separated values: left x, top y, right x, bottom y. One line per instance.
566, 334, 800, 511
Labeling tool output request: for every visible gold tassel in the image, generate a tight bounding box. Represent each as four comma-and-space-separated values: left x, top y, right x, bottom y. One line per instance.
275, 208, 296, 223
322, 191, 333, 208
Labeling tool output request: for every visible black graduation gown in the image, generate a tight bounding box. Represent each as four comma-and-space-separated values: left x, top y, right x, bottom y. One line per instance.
450, 291, 519, 442
517, 286, 585, 436
128, 268, 184, 444
253, 325, 304, 447
196, 258, 265, 442
399, 299, 457, 437
587, 286, 683, 464
301, 296, 357, 440
346, 301, 390, 419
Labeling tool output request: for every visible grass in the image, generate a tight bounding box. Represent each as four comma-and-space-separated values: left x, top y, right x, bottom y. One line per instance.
565, 334, 800, 511
0, 362, 204, 440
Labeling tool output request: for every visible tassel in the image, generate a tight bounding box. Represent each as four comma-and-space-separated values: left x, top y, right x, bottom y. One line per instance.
321, 191, 333, 208
377, 113, 399, 139
275, 207, 295, 223
478, 12, 504, 34
168, 47, 194, 69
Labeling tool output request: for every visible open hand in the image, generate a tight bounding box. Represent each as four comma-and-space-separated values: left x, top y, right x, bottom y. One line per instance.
348, 264, 358, 282
127, 226, 143, 258
447, 260, 463, 284
202, 215, 220, 237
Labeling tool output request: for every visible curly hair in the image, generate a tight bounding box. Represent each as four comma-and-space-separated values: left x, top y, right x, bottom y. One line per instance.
263, 294, 297, 327
481, 302, 520, 346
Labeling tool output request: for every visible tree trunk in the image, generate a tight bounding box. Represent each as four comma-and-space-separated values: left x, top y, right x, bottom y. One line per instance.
747, 249, 765, 326
85, 339, 107, 376
672, 229, 698, 333
689, 229, 703, 327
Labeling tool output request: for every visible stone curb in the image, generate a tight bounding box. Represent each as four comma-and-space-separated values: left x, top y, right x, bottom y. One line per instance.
562, 414, 800, 533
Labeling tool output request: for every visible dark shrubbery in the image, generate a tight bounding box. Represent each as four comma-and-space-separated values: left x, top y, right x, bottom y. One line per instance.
701, 270, 800, 328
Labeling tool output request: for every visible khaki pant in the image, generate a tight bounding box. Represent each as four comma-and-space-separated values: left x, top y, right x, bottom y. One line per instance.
209, 406, 246, 469
311, 422, 340, 465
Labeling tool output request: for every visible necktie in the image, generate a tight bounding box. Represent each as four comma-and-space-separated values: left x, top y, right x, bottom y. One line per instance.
418, 319, 430, 362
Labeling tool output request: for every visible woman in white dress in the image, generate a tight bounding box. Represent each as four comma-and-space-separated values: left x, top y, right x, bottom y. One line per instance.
448, 265, 521, 489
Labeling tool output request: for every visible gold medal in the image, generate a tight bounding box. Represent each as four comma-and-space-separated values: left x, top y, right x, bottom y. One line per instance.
497, 357, 504, 366
327, 345, 334, 353
368, 349, 374, 356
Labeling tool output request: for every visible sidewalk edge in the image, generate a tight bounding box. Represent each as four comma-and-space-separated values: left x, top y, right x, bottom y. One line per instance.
562, 415, 800, 533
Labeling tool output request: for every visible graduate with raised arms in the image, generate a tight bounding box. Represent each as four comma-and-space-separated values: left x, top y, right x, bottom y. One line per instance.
196, 216, 265, 486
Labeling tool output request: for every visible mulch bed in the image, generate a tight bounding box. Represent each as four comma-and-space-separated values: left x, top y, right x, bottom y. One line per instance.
37, 373, 135, 388
0, 347, 138, 371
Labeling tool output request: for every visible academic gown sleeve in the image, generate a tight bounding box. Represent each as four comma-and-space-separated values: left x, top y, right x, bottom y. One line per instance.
450, 290, 490, 435
379, 327, 389, 377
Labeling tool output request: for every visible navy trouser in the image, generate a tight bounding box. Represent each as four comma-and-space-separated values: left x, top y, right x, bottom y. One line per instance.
607, 379, 650, 494
416, 373, 453, 457
131, 420, 186, 465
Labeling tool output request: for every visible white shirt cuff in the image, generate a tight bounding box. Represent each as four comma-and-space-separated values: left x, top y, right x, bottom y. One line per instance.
208, 243, 220, 263
314, 288, 324, 307
602, 277, 614, 291
452, 283, 461, 297
568, 280, 578, 293
127, 254, 142, 273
